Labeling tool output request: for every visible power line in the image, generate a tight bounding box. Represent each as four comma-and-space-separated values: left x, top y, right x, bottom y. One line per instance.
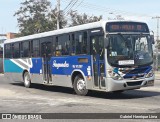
74, 0, 84, 9
64, 0, 79, 15
63, 0, 77, 15
62, 0, 153, 18
81, 2, 152, 17
56, 0, 156, 29
63, 0, 74, 12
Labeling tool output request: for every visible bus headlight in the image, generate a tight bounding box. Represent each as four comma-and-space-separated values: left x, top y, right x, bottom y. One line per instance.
145, 69, 154, 78
108, 70, 123, 80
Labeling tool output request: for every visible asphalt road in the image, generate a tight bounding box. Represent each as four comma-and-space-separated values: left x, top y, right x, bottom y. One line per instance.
0, 74, 160, 121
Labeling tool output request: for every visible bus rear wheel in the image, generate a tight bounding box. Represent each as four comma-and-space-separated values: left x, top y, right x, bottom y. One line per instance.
73, 75, 88, 96
23, 72, 31, 88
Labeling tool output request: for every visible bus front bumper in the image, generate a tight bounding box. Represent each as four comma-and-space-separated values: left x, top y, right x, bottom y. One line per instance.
106, 75, 154, 92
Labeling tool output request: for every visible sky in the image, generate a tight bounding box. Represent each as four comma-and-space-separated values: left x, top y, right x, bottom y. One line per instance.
0, 0, 160, 38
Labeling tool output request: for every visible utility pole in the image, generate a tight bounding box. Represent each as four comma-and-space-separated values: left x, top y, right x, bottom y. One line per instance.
57, 0, 60, 29
152, 16, 160, 71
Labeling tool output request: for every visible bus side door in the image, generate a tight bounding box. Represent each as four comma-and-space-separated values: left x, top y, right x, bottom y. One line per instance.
90, 35, 106, 89
41, 41, 52, 84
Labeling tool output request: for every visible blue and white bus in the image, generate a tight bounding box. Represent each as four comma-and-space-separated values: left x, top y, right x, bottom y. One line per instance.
4, 20, 154, 95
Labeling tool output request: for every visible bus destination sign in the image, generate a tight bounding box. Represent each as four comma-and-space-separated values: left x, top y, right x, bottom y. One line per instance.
106, 22, 149, 33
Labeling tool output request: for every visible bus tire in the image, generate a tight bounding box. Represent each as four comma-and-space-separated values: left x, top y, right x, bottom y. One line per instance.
73, 74, 88, 96
23, 72, 31, 88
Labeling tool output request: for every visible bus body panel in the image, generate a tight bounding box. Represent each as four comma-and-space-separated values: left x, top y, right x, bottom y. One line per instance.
4, 72, 23, 82
3, 20, 154, 94
50, 55, 92, 76
30, 74, 44, 84
51, 75, 73, 88
4, 58, 32, 73
4, 59, 24, 73
30, 58, 42, 74
4, 55, 93, 89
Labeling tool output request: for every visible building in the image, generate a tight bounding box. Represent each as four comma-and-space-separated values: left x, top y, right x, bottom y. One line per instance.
0, 32, 16, 73
6, 32, 16, 39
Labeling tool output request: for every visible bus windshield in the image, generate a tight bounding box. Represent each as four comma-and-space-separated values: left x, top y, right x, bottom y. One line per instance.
107, 34, 153, 67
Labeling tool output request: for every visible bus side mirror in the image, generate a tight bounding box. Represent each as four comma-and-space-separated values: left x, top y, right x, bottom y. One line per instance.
104, 37, 109, 48
150, 35, 155, 44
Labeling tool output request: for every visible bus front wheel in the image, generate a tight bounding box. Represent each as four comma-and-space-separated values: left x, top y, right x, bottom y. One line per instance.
23, 72, 31, 88
73, 75, 88, 96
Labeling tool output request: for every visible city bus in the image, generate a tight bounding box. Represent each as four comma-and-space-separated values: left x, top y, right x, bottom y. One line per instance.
3, 20, 154, 95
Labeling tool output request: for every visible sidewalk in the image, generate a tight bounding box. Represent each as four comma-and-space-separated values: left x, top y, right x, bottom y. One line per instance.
155, 71, 160, 79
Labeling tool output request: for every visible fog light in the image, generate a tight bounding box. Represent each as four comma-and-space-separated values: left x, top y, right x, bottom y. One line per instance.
123, 83, 127, 87
147, 80, 154, 85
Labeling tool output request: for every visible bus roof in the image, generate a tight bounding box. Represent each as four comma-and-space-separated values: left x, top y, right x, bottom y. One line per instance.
4, 20, 148, 44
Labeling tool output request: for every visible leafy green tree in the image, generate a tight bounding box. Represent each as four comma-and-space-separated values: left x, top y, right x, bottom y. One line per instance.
14, 0, 67, 36
69, 10, 102, 26
15, 0, 102, 36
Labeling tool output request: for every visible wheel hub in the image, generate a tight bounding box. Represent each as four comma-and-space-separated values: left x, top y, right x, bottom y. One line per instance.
25, 75, 30, 85
77, 79, 86, 91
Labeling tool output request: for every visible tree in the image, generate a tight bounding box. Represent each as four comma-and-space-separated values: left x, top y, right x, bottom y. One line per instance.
69, 10, 102, 26
14, 0, 67, 36
14, 0, 102, 36
156, 40, 160, 49
50, 8, 67, 29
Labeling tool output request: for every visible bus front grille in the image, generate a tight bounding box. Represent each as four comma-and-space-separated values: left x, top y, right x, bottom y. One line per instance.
127, 81, 143, 86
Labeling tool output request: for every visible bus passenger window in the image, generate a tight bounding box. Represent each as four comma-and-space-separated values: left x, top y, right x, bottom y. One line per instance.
75, 31, 88, 55
71, 34, 76, 55
31, 40, 40, 57
5, 44, 12, 58
52, 37, 56, 56
12, 43, 20, 58
63, 35, 70, 55
83, 32, 87, 54
55, 37, 61, 56
55, 35, 70, 56
21, 41, 29, 57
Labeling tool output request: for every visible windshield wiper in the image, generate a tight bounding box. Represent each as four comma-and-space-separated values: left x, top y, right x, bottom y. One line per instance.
118, 33, 133, 59
118, 33, 127, 43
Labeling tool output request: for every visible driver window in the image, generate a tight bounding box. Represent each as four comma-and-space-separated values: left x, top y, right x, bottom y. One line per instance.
109, 36, 128, 56
135, 36, 149, 52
